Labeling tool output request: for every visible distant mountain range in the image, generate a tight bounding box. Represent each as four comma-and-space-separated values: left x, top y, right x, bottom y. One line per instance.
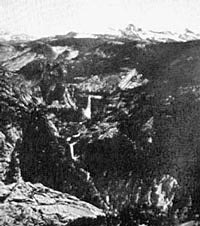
119, 24, 200, 43
1, 24, 200, 43
60, 25, 200, 43
0, 29, 35, 42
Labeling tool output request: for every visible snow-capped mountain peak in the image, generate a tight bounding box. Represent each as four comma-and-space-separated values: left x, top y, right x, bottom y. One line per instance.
119, 24, 200, 43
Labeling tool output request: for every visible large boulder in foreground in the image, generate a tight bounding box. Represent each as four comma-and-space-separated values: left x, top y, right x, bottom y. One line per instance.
0, 181, 105, 226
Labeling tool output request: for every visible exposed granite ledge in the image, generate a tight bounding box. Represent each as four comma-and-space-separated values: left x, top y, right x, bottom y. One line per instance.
0, 181, 105, 226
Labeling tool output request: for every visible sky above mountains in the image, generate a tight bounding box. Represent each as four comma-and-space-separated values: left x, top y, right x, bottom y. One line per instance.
0, 0, 200, 38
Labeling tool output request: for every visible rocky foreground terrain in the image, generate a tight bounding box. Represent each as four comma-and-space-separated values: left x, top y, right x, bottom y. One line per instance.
1, 32, 200, 225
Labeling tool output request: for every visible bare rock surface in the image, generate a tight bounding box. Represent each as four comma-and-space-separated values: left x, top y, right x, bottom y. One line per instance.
0, 181, 105, 226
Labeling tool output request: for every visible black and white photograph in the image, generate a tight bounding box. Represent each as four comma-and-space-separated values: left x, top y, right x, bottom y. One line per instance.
0, 0, 200, 225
